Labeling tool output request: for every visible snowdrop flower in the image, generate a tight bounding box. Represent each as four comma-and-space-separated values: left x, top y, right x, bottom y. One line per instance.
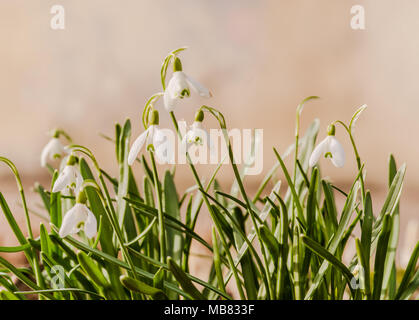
52, 154, 83, 194
59, 190, 97, 239
181, 110, 212, 151
128, 110, 166, 165
309, 124, 345, 168
41, 136, 65, 167
163, 57, 211, 112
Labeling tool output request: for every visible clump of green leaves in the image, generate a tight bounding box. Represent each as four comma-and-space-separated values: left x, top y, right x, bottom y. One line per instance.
0, 49, 417, 300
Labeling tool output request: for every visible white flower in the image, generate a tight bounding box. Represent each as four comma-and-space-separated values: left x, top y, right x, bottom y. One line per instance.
182, 121, 211, 150
52, 164, 83, 193
41, 138, 65, 167
309, 135, 345, 168
59, 203, 97, 238
163, 71, 211, 111
128, 125, 165, 165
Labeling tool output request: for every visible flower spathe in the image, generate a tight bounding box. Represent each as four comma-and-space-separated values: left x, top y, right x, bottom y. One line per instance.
128, 125, 165, 165
163, 71, 211, 112
309, 130, 345, 168
59, 203, 97, 238
41, 137, 65, 167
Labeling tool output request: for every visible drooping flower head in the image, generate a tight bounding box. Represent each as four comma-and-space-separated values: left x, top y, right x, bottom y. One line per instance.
309, 124, 345, 168
52, 154, 83, 194
41, 130, 66, 167
181, 109, 212, 151
128, 110, 166, 165
59, 189, 97, 239
163, 57, 211, 112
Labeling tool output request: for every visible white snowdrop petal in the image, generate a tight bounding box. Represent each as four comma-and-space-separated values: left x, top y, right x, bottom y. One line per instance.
146, 125, 156, 148
40, 146, 50, 168
185, 74, 211, 98
52, 166, 71, 193
309, 137, 329, 167
41, 138, 64, 167
128, 128, 149, 165
163, 89, 176, 112
171, 72, 189, 97
59, 204, 83, 238
329, 137, 345, 168
84, 207, 98, 239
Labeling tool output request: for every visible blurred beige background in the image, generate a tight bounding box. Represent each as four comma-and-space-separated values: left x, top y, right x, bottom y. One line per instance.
0, 1, 418, 264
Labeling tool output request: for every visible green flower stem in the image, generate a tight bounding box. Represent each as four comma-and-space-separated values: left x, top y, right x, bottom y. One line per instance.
148, 150, 166, 265
142, 93, 163, 129
334, 120, 366, 201
169, 111, 246, 299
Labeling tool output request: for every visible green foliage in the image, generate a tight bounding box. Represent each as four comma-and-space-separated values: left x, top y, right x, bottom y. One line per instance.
0, 50, 417, 300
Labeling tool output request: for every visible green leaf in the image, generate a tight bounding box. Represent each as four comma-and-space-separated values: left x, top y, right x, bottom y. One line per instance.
305, 171, 361, 299
126, 197, 214, 254
49, 170, 62, 229
167, 257, 206, 300
275, 193, 289, 299
372, 163, 406, 246
301, 235, 355, 297
79, 158, 125, 299
361, 192, 373, 264
0, 256, 54, 300
211, 227, 226, 296
397, 269, 419, 300
0, 244, 31, 253
153, 267, 165, 291
355, 238, 371, 298
120, 275, 168, 300
59, 232, 228, 299
259, 225, 280, 263
39, 224, 52, 257
372, 213, 392, 300
15, 288, 104, 299
226, 181, 281, 284
273, 148, 306, 228
163, 170, 183, 264
322, 181, 338, 232
0, 193, 27, 246
395, 241, 419, 300
381, 155, 400, 298
77, 252, 111, 291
